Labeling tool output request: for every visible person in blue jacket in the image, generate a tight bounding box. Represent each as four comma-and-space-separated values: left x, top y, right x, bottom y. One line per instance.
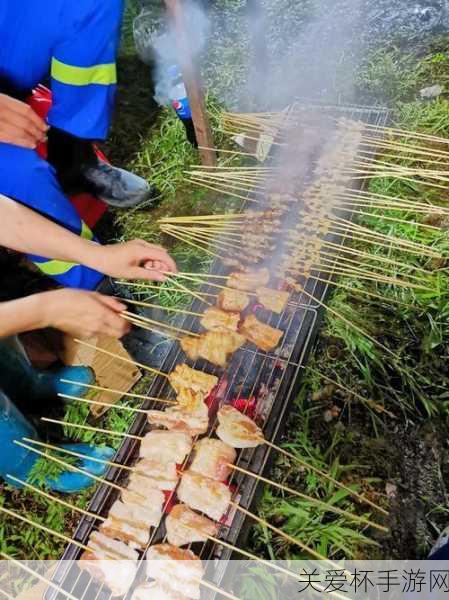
0, 0, 159, 290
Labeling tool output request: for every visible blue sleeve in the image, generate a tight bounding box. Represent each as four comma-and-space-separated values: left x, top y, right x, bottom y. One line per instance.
48, 0, 125, 140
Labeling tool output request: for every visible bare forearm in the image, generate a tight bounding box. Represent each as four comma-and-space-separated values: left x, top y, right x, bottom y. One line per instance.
0, 295, 48, 338
0, 194, 102, 267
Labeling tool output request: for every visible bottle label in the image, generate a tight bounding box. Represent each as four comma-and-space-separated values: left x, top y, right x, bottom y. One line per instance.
172, 98, 192, 120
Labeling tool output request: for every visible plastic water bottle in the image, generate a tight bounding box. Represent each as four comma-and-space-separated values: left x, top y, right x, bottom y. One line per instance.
168, 65, 198, 147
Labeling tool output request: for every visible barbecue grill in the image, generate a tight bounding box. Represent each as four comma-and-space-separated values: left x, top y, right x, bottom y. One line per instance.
45, 100, 390, 600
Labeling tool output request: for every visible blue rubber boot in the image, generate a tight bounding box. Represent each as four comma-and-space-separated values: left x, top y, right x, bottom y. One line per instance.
0, 390, 114, 493
0, 338, 95, 405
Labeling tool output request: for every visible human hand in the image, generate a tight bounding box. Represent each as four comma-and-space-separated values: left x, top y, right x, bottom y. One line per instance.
0, 94, 48, 148
41, 290, 130, 338
92, 240, 177, 282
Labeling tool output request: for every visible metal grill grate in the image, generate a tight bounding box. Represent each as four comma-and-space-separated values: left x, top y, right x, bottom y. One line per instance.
45, 101, 390, 600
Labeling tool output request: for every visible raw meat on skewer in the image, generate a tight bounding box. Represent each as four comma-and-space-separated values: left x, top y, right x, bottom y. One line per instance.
177, 471, 231, 521
190, 438, 236, 482
216, 405, 264, 449
166, 504, 219, 547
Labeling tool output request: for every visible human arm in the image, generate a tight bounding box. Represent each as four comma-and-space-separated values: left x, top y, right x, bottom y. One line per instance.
0, 195, 177, 280
0, 94, 48, 148
0, 290, 130, 339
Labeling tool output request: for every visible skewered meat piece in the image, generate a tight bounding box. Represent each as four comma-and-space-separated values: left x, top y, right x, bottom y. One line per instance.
216, 405, 264, 449
222, 257, 245, 270
79, 532, 138, 596
100, 501, 151, 549
256, 287, 290, 314
176, 388, 205, 412
180, 336, 201, 361
190, 438, 236, 482
200, 307, 240, 333
177, 471, 231, 521
240, 314, 283, 352
132, 459, 178, 491
217, 288, 250, 312
139, 430, 192, 464
146, 544, 204, 600
166, 504, 219, 547
147, 401, 209, 436
181, 331, 245, 368
169, 364, 218, 396
121, 487, 165, 521
227, 268, 270, 291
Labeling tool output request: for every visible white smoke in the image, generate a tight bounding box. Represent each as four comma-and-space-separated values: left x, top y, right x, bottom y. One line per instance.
133, 1, 210, 106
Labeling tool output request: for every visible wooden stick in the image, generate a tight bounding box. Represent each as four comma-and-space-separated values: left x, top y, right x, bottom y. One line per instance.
161, 226, 226, 259
59, 392, 175, 410
0, 552, 79, 600
197, 145, 257, 158
122, 313, 181, 340
122, 310, 198, 338
74, 339, 167, 378
6, 475, 105, 522
167, 274, 213, 307
20, 438, 170, 482
229, 464, 388, 532
117, 281, 216, 300
121, 298, 203, 318
232, 502, 337, 564
163, 225, 244, 249
305, 367, 396, 419
263, 439, 388, 516
194, 578, 240, 600
14, 440, 124, 492
59, 379, 169, 403
186, 177, 261, 203
40, 417, 143, 440
0, 505, 89, 552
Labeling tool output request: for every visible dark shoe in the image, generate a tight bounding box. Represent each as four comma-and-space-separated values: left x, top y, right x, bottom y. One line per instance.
96, 277, 174, 369
83, 162, 160, 208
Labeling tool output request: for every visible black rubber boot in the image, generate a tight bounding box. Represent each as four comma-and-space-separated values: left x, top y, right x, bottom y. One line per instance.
83, 162, 159, 209
47, 127, 160, 208
96, 278, 174, 369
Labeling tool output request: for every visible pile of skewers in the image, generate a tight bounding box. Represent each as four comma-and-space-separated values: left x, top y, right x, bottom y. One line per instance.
0, 343, 389, 599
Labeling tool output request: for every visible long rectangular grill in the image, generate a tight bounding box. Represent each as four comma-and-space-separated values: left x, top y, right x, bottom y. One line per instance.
46, 101, 390, 600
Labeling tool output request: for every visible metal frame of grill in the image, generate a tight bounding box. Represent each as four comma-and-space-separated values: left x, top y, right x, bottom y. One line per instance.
45, 100, 390, 600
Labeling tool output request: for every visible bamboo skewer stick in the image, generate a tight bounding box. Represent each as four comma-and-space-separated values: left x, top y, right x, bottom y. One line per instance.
7, 475, 105, 522
188, 174, 266, 196
363, 121, 449, 145
60, 379, 170, 403
231, 502, 336, 564
305, 367, 396, 419
295, 281, 400, 360
0, 552, 79, 600
59, 392, 175, 410
0, 505, 89, 553
360, 134, 449, 159
193, 577, 240, 600
74, 339, 168, 378
262, 439, 388, 516
122, 310, 199, 338
163, 225, 244, 250
168, 274, 213, 307
21, 438, 140, 476
229, 464, 387, 532
117, 281, 216, 300
41, 417, 144, 440
122, 313, 181, 340
186, 177, 261, 203
0, 591, 13, 600
198, 145, 258, 158
14, 440, 124, 491
122, 298, 204, 318
161, 226, 226, 259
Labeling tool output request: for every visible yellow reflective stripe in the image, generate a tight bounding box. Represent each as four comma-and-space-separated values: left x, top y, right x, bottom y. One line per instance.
51, 57, 117, 86
35, 259, 77, 276
34, 221, 94, 276
80, 221, 94, 241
